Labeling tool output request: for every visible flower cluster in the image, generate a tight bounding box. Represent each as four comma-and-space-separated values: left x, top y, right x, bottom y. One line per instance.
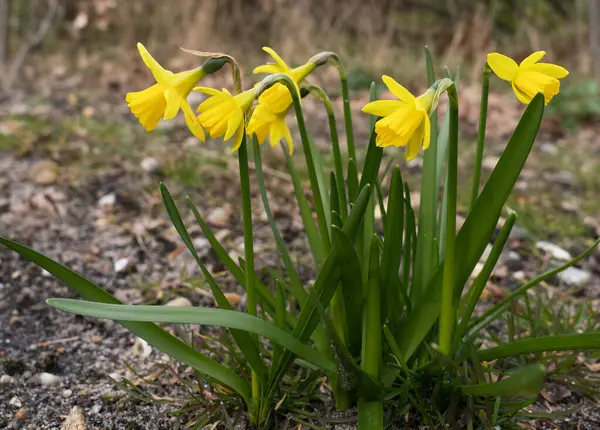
127, 44, 567, 160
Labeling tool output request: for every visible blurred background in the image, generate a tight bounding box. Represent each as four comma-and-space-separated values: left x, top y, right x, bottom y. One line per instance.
1, 0, 600, 93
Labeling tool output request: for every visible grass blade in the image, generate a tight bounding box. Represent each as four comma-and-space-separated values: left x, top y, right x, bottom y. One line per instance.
460, 364, 545, 398
0, 237, 252, 406
47, 299, 336, 373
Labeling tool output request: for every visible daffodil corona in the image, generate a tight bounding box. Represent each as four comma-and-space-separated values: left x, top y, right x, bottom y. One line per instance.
362, 76, 436, 160
487, 51, 568, 105
126, 43, 207, 141
247, 47, 317, 153
195, 87, 255, 151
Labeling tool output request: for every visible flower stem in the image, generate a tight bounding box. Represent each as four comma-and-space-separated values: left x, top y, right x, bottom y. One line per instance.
237, 135, 261, 418
438, 84, 459, 356
469, 64, 491, 211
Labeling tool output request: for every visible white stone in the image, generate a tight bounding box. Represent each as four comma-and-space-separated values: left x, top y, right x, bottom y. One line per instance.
37, 372, 61, 386
131, 338, 152, 358
193, 237, 209, 250
536, 241, 572, 261
9, 396, 22, 408
0, 374, 14, 384
113, 258, 130, 273
140, 157, 160, 173
62, 389, 73, 398
98, 193, 116, 208
558, 267, 591, 287
166, 297, 192, 307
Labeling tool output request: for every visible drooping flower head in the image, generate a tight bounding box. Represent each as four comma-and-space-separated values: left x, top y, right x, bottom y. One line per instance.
126, 43, 208, 140
487, 51, 568, 105
362, 76, 451, 160
247, 47, 317, 153
194, 87, 255, 151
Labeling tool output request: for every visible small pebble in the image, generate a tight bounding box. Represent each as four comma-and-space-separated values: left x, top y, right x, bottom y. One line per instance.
223, 292, 242, 306
166, 297, 192, 307
98, 193, 116, 209
140, 157, 160, 173
557, 267, 591, 287
62, 389, 73, 398
131, 338, 152, 358
35, 372, 60, 386
9, 396, 22, 408
91, 403, 102, 414
15, 407, 28, 420
113, 258, 131, 273
536, 241, 572, 261
1, 374, 15, 384
513, 271, 526, 281
60, 406, 86, 430
207, 207, 229, 227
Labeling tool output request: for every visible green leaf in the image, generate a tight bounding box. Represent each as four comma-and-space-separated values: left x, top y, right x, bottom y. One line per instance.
265, 184, 373, 400
331, 225, 363, 356
395, 93, 545, 362
452, 212, 516, 351
187, 197, 279, 316
252, 138, 306, 303
47, 299, 336, 373
412, 46, 440, 304
347, 158, 359, 205
358, 122, 383, 193
160, 183, 267, 384
380, 167, 405, 326
0, 237, 251, 406
460, 364, 545, 398
282, 145, 325, 266
478, 333, 600, 361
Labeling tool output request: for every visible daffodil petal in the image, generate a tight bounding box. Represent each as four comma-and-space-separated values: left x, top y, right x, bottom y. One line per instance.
382, 75, 416, 102
232, 125, 245, 152
282, 122, 293, 155
422, 114, 431, 150
163, 88, 182, 120
405, 123, 424, 160
182, 103, 205, 141
520, 51, 546, 68
262, 47, 291, 74
511, 81, 533, 104
253, 64, 284, 75
137, 42, 171, 85
487, 53, 518, 81
362, 100, 404, 117
528, 63, 569, 79
193, 86, 223, 96
269, 120, 283, 147
225, 109, 243, 141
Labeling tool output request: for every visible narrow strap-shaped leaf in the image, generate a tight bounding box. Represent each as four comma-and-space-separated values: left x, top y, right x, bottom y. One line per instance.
412, 46, 440, 305
331, 225, 363, 357
252, 137, 306, 303
347, 158, 359, 205
160, 183, 267, 383
0, 237, 252, 406
266, 185, 372, 400
358, 121, 383, 192
282, 145, 325, 266
307, 133, 331, 230
452, 212, 516, 351
395, 93, 545, 362
186, 198, 279, 316
380, 167, 404, 327
402, 182, 416, 296
460, 364, 545, 398
47, 299, 336, 373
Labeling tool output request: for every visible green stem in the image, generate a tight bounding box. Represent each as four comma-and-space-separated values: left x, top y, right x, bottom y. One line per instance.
438, 84, 459, 356
337, 63, 356, 163
469, 65, 491, 211
237, 136, 261, 418
307, 84, 348, 221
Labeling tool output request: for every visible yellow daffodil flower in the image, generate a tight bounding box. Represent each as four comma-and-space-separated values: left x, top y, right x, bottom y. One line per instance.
126, 42, 206, 141
247, 47, 316, 153
362, 76, 435, 160
194, 87, 255, 151
487, 51, 568, 105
